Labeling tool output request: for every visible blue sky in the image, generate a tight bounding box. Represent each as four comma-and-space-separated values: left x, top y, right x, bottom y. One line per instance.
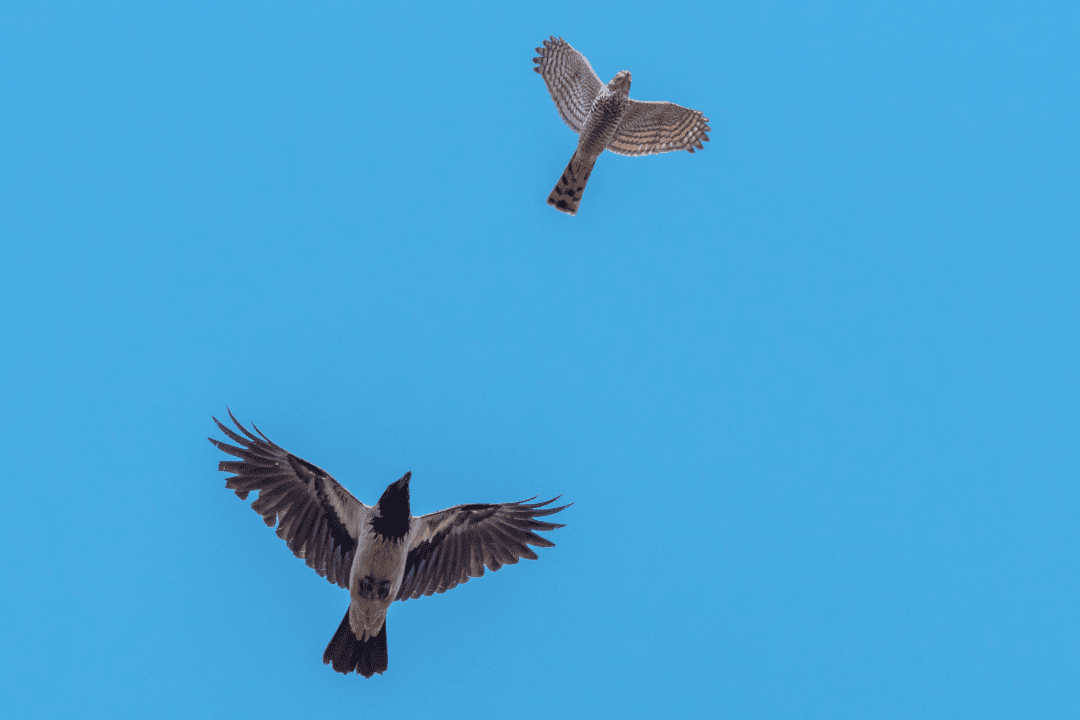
2, 1, 1077, 717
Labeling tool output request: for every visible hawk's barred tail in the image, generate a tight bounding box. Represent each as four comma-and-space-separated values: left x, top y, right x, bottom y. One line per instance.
547, 152, 595, 216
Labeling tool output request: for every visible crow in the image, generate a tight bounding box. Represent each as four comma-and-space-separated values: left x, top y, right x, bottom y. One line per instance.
209, 410, 569, 677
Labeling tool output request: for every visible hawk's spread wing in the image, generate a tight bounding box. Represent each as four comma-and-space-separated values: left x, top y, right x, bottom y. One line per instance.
608, 99, 711, 156
396, 497, 569, 601
533, 36, 603, 134
210, 410, 367, 589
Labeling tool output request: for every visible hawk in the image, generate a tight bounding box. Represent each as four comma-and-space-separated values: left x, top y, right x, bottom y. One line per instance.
209, 410, 569, 677
533, 36, 711, 215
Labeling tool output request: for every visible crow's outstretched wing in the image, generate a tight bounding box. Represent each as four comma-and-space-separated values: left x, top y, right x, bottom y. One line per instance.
210, 410, 367, 589
396, 497, 569, 600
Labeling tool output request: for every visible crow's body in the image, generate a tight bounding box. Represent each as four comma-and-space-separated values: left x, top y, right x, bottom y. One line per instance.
210, 411, 568, 677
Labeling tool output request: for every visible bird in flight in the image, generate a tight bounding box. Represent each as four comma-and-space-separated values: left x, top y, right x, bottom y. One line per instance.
533, 36, 711, 215
209, 410, 569, 677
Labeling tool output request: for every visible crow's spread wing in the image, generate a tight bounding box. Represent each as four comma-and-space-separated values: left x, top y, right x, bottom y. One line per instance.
210, 410, 367, 589
396, 497, 569, 600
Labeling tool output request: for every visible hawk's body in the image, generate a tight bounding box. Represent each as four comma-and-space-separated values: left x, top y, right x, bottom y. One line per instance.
533, 37, 711, 215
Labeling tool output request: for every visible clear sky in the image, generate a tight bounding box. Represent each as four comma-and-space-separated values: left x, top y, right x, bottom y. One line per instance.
2, 1, 1078, 718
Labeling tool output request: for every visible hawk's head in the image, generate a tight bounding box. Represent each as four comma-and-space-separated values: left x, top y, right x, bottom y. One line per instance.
608, 71, 631, 94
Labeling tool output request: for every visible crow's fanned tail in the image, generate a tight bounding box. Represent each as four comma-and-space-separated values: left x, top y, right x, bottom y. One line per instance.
323, 611, 388, 678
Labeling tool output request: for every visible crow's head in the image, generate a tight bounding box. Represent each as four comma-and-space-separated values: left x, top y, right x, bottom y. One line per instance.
371, 471, 412, 541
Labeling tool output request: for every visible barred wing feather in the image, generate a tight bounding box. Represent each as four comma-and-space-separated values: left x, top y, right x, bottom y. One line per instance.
608, 99, 711, 156
533, 36, 603, 134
